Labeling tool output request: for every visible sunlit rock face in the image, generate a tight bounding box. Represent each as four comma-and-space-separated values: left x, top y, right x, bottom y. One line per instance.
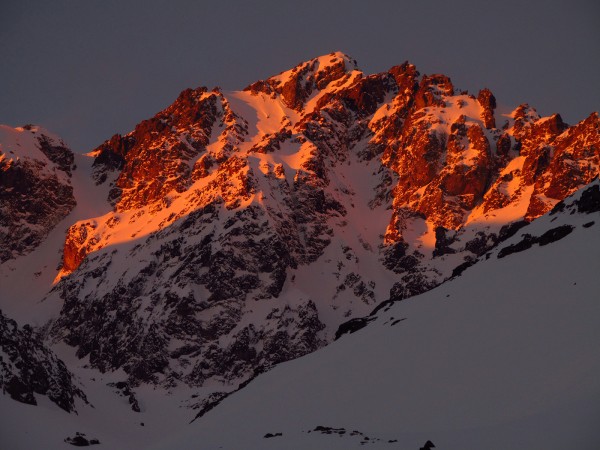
40, 52, 599, 409
0, 125, 76, 262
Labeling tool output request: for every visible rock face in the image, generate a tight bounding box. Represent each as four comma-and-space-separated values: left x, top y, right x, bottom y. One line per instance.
0, 309, 86, 412
477, 88, 496, 129
25, 52, 597, 411
0, 125, 76, 262
244, 53, 359, 111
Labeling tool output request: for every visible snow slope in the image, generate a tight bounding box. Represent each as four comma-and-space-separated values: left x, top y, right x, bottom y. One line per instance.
1, 184, 598, 449
148, 186, 600, 450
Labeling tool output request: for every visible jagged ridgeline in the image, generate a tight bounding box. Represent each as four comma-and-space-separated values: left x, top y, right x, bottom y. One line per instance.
2, 52, 597, 412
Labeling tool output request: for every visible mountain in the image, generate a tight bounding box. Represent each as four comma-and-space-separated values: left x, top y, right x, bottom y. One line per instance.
0, 52, 598, 448
146, 181, 600, 450
0, 125, 76, 263
1, 177, 598, 450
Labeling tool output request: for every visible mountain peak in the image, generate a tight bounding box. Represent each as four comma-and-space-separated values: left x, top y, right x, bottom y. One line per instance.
244, 51, 360, 110
271, 51, 359, 82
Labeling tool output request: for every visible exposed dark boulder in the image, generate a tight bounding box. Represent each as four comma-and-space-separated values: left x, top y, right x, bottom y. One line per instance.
64, 433, 100, 446
497, 234, 537, 258
574, 182, 600, 214
334, 317, 376, 340
419, 440, 436, 450
537, 225, 574, 246
452, 259, 476, 278
498, 225, 574, 258
433, 226, 457, 257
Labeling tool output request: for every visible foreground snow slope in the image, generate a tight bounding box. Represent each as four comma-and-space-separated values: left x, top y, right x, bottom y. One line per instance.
149, 191, 600, 450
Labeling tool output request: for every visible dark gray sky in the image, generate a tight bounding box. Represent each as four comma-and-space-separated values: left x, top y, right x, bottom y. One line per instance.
1, 0, 599, 152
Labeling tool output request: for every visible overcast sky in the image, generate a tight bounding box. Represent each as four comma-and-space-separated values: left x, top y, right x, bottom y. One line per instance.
1, 0, 598, 152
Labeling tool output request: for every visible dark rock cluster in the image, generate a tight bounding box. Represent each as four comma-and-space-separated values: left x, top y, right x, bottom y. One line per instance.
0, 128, 76, 262
0, 309, 86, 412
64, 432, 100, 446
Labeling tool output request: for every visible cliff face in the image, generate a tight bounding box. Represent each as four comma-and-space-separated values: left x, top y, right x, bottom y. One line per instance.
0, 125, 76, 263
0, 309, 86, 412
8, 52, 592, 410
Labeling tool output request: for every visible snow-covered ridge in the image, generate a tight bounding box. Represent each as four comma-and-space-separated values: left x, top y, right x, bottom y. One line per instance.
267, 51, 358, 86
0, 124, 71, 181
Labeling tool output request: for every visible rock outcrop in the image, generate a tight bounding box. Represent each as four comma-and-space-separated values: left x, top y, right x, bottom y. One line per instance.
0, 125, 76, 262
0, 309, 86, 412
